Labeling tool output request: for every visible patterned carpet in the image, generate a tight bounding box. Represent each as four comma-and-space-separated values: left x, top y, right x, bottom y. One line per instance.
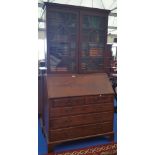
46, 143, 117, 155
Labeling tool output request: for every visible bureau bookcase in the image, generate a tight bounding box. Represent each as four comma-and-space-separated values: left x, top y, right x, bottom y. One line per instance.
41, 2, 114, 152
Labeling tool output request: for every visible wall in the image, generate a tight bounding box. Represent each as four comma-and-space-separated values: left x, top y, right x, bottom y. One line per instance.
107, 34, 117, 44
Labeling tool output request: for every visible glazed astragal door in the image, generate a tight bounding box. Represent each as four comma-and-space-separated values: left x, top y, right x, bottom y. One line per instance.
79, 11, 108, 73
46, 9, 79, 73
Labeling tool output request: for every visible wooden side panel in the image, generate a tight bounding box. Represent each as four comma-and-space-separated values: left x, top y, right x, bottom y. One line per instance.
38, 76, 41, 116
43, 77, 49, 138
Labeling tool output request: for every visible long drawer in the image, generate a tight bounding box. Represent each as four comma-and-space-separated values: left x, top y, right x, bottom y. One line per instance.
49, 96, 85, 107
49, 122, 113, 142
85, 95, 113, 104
49, 111, 113, 129
49, 95, 114, 108
50, 103, 113, 118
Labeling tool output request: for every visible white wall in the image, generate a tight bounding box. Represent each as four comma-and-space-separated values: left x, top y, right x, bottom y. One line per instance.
38, 31, 44, 40
107, 34, 117, 43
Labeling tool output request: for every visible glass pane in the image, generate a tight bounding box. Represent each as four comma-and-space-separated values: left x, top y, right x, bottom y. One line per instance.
47, 11, 77, 72
81, 15, 106, 72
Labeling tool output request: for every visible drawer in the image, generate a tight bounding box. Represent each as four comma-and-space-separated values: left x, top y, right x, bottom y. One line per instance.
50, 103, 113, 117
49, 95, 114, 108
86, 95, 114, 104
49, 122, 113, 142
49, 111, 113, 129
50, 96, 85, 107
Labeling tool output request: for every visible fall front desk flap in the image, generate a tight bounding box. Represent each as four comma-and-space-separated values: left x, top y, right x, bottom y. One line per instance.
46, 73, 114, 98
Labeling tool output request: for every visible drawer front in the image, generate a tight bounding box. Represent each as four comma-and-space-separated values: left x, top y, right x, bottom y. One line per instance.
86, 95, 114, 104
49, 111, 113, 129
49, 95, 114, 108
50, 103, 113, 118
49, 122, 113, 142
50, 96, 85, 108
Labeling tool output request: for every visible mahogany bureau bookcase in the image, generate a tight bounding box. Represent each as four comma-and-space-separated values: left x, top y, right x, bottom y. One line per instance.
40, 2, 114, 152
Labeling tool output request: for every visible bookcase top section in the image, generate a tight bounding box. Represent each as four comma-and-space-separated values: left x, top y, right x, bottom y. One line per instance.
46, 73, 114, 98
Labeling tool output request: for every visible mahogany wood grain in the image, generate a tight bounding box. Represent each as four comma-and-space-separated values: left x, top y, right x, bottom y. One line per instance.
46, 73, 114, 98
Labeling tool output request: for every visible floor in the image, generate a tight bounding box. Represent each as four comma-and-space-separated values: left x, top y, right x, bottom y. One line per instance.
38, 98, 117, 155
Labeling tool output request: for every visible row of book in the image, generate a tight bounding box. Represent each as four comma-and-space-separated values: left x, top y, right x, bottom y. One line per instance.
89, 48, 103, 56
82, 48, 103, 57
88, 43, 104, 48
49, 13, 76, 21
50, 40, 76, 46
50, 67, 68, 72
50, 51, 76, 57
50, 65, 75, 72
